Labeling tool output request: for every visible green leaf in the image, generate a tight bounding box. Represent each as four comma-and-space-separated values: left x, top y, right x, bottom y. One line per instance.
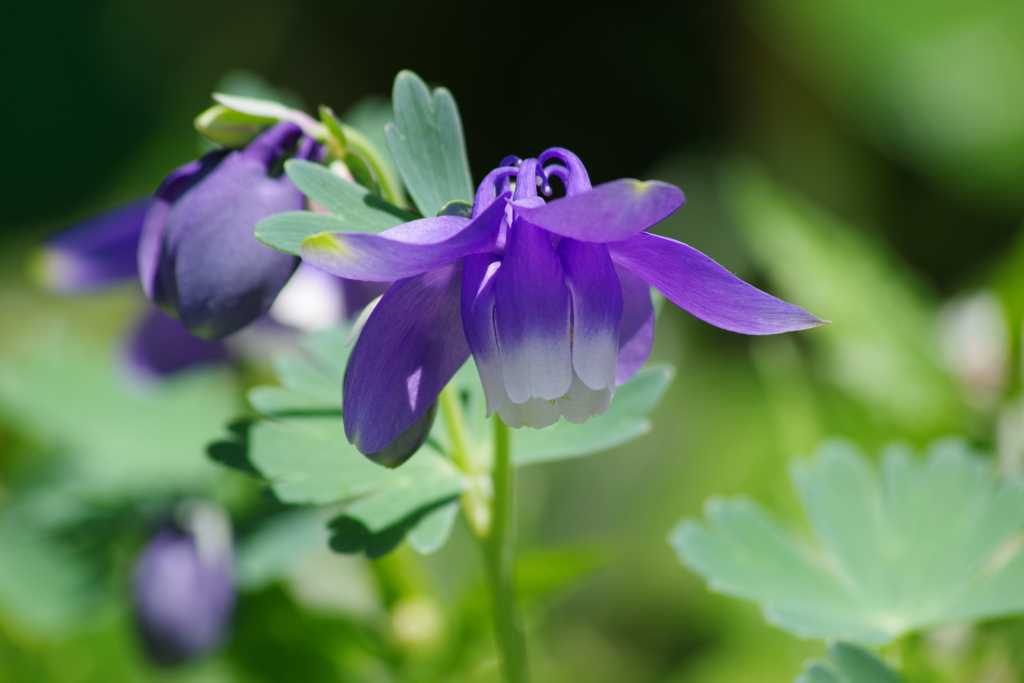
385, 70, 473, 216
212, 93, 318, 135
330, 494, 459, 559
672, 437, 1024, 645
255, 211, 348, 256
235, 322, 674, 558
262, 159, 415, 256
235, 508, 329, 591
236, 323, 467, 558
249, 417, 386, 505
827, 643, 902, 682
245, 325, 350, 416
299, 323, 351, 383
342, 96, 407, 206
283, 159, 416, 225
0, 330, 238, 501
247, 354, 341, 416
513, 364, 675, 466
195, 104, 276, 148
318, 104, 348, 156
341, 459, 462, 533
207, 419, 260, 476
795, 662, 841, 683
407, 499, 460, 554
795, 643, 903, 683
0, 503, 106, 636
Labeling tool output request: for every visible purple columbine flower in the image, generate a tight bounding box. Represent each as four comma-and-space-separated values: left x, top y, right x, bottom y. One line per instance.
301, 148, 825, 461
139, 121, 320, 339
132, 510, 235, 667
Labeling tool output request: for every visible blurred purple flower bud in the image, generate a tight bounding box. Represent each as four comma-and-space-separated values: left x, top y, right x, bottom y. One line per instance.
132, 508, 235, 667
125, 308, 230, 378
31, 198, 150, 293
139, 122, 321, 339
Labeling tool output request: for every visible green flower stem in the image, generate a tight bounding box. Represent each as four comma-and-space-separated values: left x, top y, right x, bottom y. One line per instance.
340, 123, 406, 209
439, 386, 490, 536
439, 385, 472, 472
483, 416, 529, 683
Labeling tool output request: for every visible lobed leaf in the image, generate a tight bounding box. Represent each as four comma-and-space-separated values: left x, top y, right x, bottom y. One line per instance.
672, 437, 1024, 644
236, 324, 466, 557
385, 70, 474, 217
230, 322, 675, 558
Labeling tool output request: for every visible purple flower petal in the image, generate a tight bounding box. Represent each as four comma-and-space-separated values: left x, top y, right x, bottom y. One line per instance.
362, 403, 438, 468
125, 308, 229, 378
139, 153, 227, 300
516, 179, 685, 243
300, 195, 506, 282
461, 253, 505, 414
150, 123, 312, 338
343, 261, 470, 456
538, 148, 592, 195
35, 198, 149, 293
608, 232, 826, 334
615, 266, 655, 385
494, 218, 573, 403
341, 280, 389, 320
557, 239, 622, 392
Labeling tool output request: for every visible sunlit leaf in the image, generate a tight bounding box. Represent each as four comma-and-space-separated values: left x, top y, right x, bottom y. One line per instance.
228, 319, 675, 558
344, 95, 407, 203
212, 93, 318, 135
257, 160, 415, 256
255, 212, 349, 258
385, 70, 474, 216
235, 508, 329, 592
232, 324, 466, 558
407, 499, 460, 555
672, 437, 1024, 644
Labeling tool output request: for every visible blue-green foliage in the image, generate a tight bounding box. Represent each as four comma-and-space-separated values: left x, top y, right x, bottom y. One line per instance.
672, 437, 1024, 645
385, 70, 474, 216
0, 330, 239, 636
219, 323, 675, 558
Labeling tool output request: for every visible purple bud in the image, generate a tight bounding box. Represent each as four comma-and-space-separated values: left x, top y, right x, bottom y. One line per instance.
132, 508, 235, 667
32, 198, 149, 293
139, 122, 320, 339
124, 308, 230, 379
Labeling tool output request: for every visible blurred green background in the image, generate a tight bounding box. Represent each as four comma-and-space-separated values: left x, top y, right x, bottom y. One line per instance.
4, 0, 1024, 681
